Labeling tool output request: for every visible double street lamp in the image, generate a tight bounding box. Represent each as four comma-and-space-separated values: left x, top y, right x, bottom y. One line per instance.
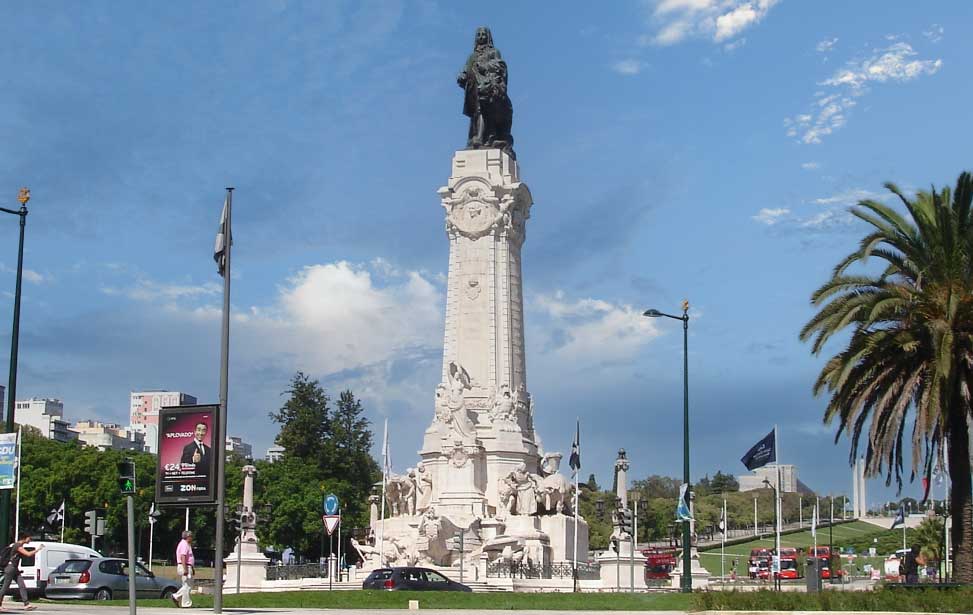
0, 188, 31, 544
643, 300, 691, 593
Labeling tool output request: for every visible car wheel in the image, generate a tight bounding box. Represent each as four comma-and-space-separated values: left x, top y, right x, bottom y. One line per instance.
95, 588, 112, 601
162, 587, 176, 600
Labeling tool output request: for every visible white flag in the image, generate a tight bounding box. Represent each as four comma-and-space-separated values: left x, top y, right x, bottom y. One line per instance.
811, 503, 817, 539
46, 500, 64, 526
382, 418, 391, 480
214, 193, 232, 277
718, 500, 726, 536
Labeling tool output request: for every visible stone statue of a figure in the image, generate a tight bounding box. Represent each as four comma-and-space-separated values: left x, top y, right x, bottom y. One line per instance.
457, 27, 515, 157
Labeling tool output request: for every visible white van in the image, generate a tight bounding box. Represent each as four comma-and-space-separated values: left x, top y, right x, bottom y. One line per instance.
11, 541, 101, 596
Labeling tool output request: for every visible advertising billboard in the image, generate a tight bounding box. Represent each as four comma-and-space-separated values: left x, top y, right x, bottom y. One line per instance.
156, 404, 220, 506
0, 432, 17, 490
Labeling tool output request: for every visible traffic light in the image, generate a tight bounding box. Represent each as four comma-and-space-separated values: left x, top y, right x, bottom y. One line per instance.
118, 459, 136, 494
85, 510, 97, 535
619, 508, 633, 536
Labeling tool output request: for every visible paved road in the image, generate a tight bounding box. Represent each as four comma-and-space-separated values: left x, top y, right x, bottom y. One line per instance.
3, 607, 692, 615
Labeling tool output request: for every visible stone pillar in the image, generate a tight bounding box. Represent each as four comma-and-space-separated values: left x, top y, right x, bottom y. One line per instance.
224, 464, 268, 591
852, 459, 860, 518
614, 449, 629, 509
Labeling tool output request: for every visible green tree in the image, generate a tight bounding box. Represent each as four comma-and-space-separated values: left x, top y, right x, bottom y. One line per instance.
269, 372, 330, 461
912, 517, 946, 563
710, 471, 739, 493
800, 174, 973, 582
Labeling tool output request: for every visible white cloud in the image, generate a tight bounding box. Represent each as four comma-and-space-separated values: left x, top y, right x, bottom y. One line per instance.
752, 208, 790, 225
811, 188, 882, 206
922, 25, 944, 43
0, 263, 47, 284
642, 0, 780, 46
785, 41, 941, 144
801, 161, 820, 170
612, 59, 644, 75
816, 37, 838, 53
531, 291, 659, 365
106, 260, 444, 375
723, 37, 747, 52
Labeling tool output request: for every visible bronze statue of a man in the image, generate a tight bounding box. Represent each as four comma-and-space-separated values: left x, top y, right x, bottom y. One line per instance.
457, 27, 515, 157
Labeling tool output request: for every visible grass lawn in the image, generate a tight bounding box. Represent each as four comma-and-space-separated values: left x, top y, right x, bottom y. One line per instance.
74, 590, 693, 610
698, 520, 887, 575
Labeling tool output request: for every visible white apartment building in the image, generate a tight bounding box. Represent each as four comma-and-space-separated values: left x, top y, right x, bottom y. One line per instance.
15, 398, 77, 443
72, 420, 146, 452
226, 436, 253, 459
738, 463, 799, 493
266, 445, 284, 463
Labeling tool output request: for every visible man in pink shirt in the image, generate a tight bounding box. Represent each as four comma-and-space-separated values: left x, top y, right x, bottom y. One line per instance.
171, 531, 194, 607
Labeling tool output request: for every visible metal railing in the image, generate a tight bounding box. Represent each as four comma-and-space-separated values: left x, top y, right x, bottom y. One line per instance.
486, 560, 600, 580
266, 563, 329, 581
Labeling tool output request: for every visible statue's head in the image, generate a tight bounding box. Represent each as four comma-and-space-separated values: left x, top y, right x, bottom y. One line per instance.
474, 27, 494, 49
417, 461, 426, 472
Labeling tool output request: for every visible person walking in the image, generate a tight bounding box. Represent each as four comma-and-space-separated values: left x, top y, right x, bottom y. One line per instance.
902, 544, 920, 585
0, 534, 43, 611
171, 530, 195, 607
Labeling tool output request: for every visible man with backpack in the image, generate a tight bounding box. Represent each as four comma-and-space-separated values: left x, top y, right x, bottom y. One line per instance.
0, 534, 43, 611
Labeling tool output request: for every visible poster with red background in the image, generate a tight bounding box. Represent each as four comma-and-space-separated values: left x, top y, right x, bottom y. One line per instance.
156, 404, 220, 506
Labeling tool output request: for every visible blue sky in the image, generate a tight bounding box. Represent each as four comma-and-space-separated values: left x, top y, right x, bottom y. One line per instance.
0, 1, 968, 510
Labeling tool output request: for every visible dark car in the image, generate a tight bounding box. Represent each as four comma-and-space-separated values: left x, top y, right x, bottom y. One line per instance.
362, 567, 472, 592
44, 558, 180, 601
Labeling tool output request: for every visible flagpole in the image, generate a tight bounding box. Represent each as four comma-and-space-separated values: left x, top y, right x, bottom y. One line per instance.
213, 187, 233, 614
773, 425, 781, 590
720, 498, 726, 584
13, 429, 21, 540
379, 418, 388, 566
61, 500, 65, 543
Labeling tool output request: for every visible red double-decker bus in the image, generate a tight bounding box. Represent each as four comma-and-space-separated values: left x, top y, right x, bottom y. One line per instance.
642, 547, 677, 580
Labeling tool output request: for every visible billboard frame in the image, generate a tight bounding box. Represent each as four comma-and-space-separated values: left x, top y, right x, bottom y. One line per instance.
155, 403, 221, 507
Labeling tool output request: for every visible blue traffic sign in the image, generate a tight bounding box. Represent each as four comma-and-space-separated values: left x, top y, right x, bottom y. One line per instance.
324, 493, 340, 515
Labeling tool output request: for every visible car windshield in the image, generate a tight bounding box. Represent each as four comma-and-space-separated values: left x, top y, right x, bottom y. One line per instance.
55, 560, 92, 573
370, 570, 392, 580
780, 560, 797, 570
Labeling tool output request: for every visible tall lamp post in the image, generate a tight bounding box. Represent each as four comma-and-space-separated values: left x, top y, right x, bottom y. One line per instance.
0, 187, 30, 544
643, 300, 691, 592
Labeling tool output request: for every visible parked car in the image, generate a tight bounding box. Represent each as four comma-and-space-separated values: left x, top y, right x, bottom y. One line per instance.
6, 541, 101, 598
44, 558, 180, 601
362, 567, 472, 592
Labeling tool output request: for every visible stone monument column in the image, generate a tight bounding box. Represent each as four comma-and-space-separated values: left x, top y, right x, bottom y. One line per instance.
420, 147, 536, 524
224, 464, 269, 590
614, 449, 629, 509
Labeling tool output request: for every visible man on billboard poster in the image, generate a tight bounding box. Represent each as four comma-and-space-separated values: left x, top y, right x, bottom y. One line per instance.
180, 422, 211, 473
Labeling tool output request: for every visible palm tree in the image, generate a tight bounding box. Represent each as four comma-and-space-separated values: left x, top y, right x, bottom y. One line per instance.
800, 172, 973, 582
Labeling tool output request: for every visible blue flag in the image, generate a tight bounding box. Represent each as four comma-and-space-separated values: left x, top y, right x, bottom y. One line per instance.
890, 505, 905, 530
569, 420, 580, 475
741, 428, 776, 471
676, 484, 693, 521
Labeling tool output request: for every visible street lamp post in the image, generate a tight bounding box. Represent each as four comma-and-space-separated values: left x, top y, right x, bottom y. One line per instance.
0, 188, 30, 544
643, 300, 691, 592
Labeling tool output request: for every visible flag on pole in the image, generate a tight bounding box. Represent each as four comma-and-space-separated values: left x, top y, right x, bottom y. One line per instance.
740, 428, 776, 470
890, 504, 905, 530
676, 483, 693, 521
718, 501, 727, 537
569, 420, 581, 477
46, 500, 64, 526
214, 193, 232, 277
382, 418, 391, 479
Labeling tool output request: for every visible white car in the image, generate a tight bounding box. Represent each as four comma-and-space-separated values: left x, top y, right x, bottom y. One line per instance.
9, 541, 102, 597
